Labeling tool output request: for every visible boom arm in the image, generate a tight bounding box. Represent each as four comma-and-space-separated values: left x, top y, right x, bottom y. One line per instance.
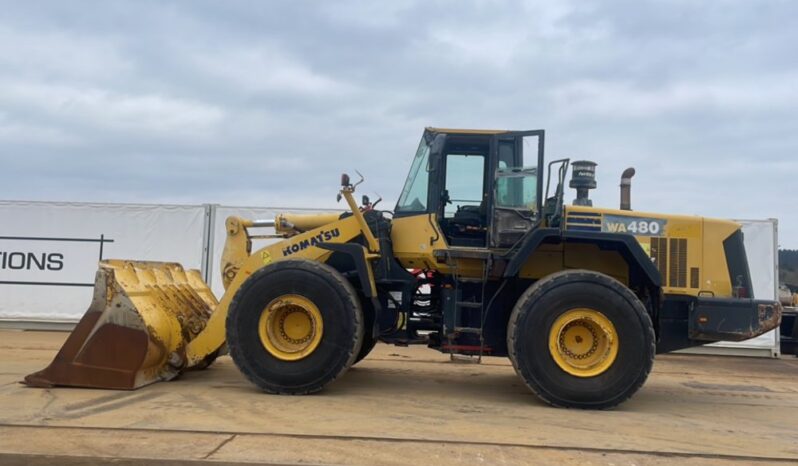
186, 186, 380, 366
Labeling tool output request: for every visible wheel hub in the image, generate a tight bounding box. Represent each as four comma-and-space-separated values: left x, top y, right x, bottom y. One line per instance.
548, 308, 618, 377
258, 294, 323, 361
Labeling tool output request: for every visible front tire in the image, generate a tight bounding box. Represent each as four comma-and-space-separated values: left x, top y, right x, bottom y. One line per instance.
507, 270, 655, 409
353, 298, 378, 364
226, 260, 364, 394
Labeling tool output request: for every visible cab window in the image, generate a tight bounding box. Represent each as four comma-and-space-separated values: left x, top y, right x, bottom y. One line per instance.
444, 154, 485, 218
396, 137, 431, 212
496, 167, 537, 211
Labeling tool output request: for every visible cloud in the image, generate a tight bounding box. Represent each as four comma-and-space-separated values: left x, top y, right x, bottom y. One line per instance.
0, 112, 81, 146
0, 25, 132, 82
551, 74, 798, 118
0, 80, 225, 136
189, 46, 353, 96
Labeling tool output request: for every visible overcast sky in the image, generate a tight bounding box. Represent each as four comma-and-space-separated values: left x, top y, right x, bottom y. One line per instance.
1, 1, 796, 248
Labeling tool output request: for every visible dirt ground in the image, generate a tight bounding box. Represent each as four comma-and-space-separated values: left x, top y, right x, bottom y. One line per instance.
0, 330, 797, 465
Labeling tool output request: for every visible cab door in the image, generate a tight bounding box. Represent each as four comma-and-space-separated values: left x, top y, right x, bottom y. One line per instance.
490, 130, 545, 248
438, 139, 491, 247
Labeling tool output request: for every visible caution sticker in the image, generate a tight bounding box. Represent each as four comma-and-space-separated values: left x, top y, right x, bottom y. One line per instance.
261, 251, 272, 265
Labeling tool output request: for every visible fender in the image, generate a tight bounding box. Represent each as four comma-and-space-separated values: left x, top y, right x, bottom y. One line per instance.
318, 242, 378, 298
318, 242, 382, 340
503, 228, 661, 287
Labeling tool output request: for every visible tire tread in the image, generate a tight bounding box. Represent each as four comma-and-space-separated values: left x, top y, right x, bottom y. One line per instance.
226, 259, 363, 395
507, 269, 655, 409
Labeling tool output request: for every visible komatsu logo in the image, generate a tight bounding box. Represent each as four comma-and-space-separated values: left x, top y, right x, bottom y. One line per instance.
282, 228, 340, 256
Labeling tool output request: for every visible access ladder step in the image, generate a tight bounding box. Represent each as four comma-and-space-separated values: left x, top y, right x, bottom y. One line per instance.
454, 327, 482, 334
456, 301, 483, 309
457, 278, 484, 284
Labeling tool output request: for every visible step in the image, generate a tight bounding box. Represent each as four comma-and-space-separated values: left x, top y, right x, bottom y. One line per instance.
457, 278, 485, 284
449, 353, 482, 364
456, 301, 483, 309
454, 327, 482, 334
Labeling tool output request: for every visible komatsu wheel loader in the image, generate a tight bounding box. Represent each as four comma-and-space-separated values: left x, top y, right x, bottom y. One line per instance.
25, 128, 782, 409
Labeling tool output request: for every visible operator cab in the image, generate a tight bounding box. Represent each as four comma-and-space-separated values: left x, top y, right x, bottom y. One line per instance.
395, 128, 545, 249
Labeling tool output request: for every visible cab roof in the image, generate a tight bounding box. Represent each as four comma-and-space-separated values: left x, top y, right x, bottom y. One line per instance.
424, 127, 511, 135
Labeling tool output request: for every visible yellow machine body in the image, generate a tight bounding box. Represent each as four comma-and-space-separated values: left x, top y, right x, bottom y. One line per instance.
563, 205, 740, 297
24, 194, 756, 388
388, 207, 740, 298
24, 127, 780, 399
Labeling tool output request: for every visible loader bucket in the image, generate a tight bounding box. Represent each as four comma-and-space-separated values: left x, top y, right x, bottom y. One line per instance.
24, 260, 217, 390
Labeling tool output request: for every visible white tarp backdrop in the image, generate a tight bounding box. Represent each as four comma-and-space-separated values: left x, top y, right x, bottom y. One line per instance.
0, 201, 206, 321
0, 201, 780, 356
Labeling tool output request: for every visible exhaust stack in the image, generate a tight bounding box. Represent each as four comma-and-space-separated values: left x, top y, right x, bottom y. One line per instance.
620, 167, 635, 210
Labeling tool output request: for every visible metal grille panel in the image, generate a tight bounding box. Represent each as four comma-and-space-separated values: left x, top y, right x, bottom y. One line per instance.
668, 238, 688, 288
650, 237, 668, 284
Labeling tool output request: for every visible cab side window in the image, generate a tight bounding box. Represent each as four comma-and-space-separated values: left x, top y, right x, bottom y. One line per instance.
444, 154, 485, 218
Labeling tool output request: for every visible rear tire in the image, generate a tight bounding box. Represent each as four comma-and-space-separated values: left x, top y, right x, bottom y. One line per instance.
507, 270, 655, 409
226, 260, 364, 394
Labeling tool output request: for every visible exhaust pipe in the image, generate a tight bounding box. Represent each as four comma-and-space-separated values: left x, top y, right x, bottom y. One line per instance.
620, 167, 635, 210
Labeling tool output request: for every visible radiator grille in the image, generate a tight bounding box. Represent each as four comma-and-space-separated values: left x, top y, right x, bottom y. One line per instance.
668, 238, 688, 288
650, 237, 668, 283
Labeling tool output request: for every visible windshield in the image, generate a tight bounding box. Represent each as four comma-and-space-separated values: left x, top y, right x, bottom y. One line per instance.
396, 136, 431, 212
496, 166, 537, 211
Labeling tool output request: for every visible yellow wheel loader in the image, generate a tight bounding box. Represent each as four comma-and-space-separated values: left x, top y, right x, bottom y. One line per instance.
25, 128, 782, 409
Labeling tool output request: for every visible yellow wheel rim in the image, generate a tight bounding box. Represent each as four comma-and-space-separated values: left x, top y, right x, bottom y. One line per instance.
548, 308, 618, 378
258, 294, 323, 361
